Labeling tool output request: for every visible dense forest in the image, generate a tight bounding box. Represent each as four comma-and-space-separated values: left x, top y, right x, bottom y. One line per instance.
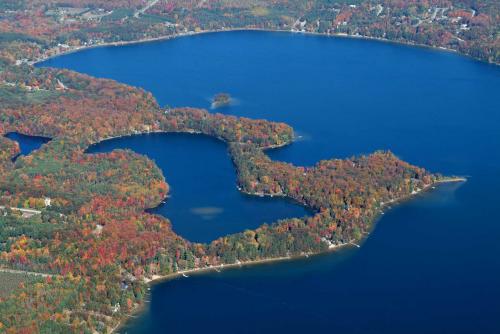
0, 59, 448, 332
0, 1, 474, 332
0, 0, 498, 65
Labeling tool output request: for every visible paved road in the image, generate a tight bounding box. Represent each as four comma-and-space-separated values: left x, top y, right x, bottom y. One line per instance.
134, 0, 159, 18
0, 205, 41, 218
0, 268, 55, 278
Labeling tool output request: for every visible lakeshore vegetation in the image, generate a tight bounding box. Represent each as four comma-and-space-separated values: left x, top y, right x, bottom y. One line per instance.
0, 1, 498, 65
0, 59, 445, 333
0, 1, 483, 333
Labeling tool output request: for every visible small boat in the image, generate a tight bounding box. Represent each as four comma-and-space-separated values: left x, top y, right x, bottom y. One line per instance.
182, 273, 189, 278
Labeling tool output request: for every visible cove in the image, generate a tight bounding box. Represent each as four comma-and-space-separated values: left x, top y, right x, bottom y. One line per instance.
122, 181, 500, 334
39, 31, 500, 333
86, 133, 310, 243
4, 132, 50, 161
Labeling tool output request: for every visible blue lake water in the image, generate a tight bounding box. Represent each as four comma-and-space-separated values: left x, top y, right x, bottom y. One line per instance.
4, 132, 50, 161
86, 133, 310, 243
39, 31, 500, 333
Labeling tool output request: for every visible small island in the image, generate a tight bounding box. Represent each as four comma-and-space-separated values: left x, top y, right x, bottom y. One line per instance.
211, 93, 232, 108
0, 0, 486, 330
0, 61, 464, 332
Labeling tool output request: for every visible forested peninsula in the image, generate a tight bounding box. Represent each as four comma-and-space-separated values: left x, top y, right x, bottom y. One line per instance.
0, 55, 460, 333
0, 1, 479, 333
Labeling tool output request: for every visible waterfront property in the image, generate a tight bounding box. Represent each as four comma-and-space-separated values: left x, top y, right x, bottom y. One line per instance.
41, 31, 500, 333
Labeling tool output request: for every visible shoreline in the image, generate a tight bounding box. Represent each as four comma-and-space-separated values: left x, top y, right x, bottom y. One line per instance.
29, 26, 472, 332
145, 245, 348, 285
113, 176, 466, 333
113, 242, 352, 333
381, 176, 466, 207
31, 28, 499, 67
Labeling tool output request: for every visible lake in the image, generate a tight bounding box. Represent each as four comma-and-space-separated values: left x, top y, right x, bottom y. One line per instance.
86, 133, 310, 243
39, 31, 500, 333
4, 132, 50, 161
